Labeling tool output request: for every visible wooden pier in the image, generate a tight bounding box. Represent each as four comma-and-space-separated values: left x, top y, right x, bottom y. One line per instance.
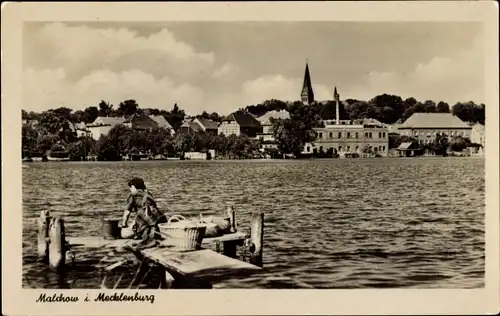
38, 208, 313, 289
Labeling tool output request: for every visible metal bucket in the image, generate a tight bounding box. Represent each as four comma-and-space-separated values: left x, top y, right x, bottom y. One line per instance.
102, 219, 122, 239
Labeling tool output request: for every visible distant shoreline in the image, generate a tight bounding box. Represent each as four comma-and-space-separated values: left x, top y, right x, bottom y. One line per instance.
22, 155, 484, 164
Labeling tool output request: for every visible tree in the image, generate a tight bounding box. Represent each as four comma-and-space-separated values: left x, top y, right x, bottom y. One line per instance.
70, 110, 85, 123
449, 136, 471, 152
36, 134, 60, 154
345, 101, 368, 120
38, 111, 76, 144
83, 106, 99, 123
118, 99, 140, 117
436, 101, 450, 113
368, 94, 405, 123
98, 101, 113, 117
423, 100, 436, 112
164, 103, 186, 132
389, 134, 415, 149
52, 107, 73, 120
95, 134, 121, 161
403, 97, 418, 111
431, 133, 449, 156
107, 124, 133, 155
452, 101, 484, 124
22, 124, 39, 157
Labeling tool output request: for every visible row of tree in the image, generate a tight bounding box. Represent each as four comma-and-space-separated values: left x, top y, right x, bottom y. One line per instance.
22, 94, 485, 160
22, 121, 262, 161
242, 96, 485, 125
22, 100, 222, 132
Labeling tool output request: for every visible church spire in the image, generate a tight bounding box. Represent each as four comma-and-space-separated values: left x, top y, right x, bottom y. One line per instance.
301, 62, 315, 105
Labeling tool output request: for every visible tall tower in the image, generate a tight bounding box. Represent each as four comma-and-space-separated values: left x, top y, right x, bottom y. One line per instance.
301, 63, 315, 105
334, 86, 340, 124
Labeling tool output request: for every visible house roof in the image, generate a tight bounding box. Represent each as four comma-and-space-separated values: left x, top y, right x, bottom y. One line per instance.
74, 122, 87, 130
91, 116, 126, 126
149, 115, 173, 129
257, 110, 290, 125
397, 142, 413, 150
224, 111, 262, 128
195, 117, 219, 130
124, 113, 159, 129
400, 113, 470, 129
181, 120, 203, 132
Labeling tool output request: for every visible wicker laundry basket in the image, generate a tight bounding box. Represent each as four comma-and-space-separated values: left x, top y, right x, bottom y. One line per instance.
158, 215, 207, 251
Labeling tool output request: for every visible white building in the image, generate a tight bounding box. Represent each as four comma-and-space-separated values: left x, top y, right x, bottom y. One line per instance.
256, 110, 290, 150
86, 117, 126, 140
303, 118, 390, 157
470, 123, 485, 148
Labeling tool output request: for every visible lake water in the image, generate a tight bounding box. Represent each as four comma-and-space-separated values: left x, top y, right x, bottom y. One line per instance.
22, 157, 485, 289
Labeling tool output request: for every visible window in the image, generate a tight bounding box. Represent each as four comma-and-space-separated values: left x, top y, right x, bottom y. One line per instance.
347, 146, 351, 152
329, 132, 333, 138
365, 132, 368, 138
374, 147, 378, 152
369, 132, 373, 138
318, 132, 323, 139
382, 132, 386, 138
382, 146, 386, 151
379, 146, 382, 151
355, 132, 359, 138
355, 146, 359, 152
306, 146, 310, 153
347, 132, 351, 138
378, 132, 382, 138
338, 132, 342, 138
338, 146, 342, 152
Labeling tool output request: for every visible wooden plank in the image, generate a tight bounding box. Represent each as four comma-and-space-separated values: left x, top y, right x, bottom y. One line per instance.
139, 248, 262, 283
68, 232, 247, 249
202, 231, 247, 244
67, 237, 134, 249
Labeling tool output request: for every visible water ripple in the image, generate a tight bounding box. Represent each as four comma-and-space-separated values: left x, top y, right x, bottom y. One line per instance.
22, 158, 485, 288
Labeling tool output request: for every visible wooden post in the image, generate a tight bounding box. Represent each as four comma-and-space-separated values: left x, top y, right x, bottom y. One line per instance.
160, 268, 175, 289
37, 210, 51, 261
48, 216, 66, 271
226, 206, 236, 233
249, 212, 264, 267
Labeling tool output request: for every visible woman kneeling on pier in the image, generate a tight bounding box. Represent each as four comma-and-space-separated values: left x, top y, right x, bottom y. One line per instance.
121, 177, 167, 243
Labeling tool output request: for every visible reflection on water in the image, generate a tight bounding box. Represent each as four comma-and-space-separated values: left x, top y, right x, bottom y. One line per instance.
23, 157, 485, 289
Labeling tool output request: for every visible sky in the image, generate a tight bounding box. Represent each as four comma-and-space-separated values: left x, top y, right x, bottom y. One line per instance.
23, 21, 484, 116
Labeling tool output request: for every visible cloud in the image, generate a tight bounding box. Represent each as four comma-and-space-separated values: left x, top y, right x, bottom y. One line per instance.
26, 23, 215, 82
23, 68, 205, 114
23, 22, 485, 115
346, 34, 484, 104
241, 74, 333, 104
23, 23, 219, 113
212, 63, 238, 79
